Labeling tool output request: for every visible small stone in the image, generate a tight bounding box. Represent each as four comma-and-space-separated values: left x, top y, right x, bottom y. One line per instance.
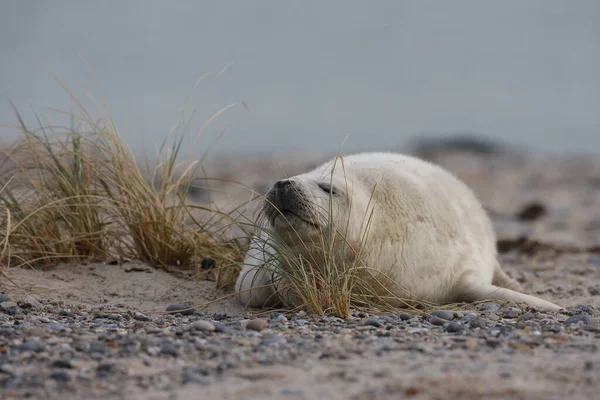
58, 308, 73, 316
49, 371, 70, 382
468, 317, 487, 329
19, 340, 45, 352
486, 339, 502, 348
96, 362, 116, 378
246, 319, 268, 331
570, 305, 594, 315
88, 342, 107, 354
52, 360, 73, 369
363, 318, 382, 328
429, 316, 446, 326
501, 307, 520, 319
565, 314, 592, 325
398, 313, 412, 321
431, 310, 455, 321
477, 302, 501, 311
107, 314, 121, 320
0, 293, 10, 302
193, 320, 216, 332
521, 312, 535, 321
132, 311, 151, 322
161, 343, 179, 357
166, 304, 195, 315
0, 301, 19, 315
442, 321, 463, 333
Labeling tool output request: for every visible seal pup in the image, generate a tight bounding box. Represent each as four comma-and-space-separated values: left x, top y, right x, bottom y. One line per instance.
235, 152, 562, 311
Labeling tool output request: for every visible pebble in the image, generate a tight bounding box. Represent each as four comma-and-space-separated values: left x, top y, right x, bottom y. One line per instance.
246, 319, 268, 331
429, 317, 447, 326
161, 343, 179, 357
501, 307, 520, 319
0, 293, 10, 302
165, 304, 195, 315
52, 360, 74, 369
570, 305, 594, 315
477, 302, 501, 311
565, 314, 592, 325
132, 311, 151, 321
468, 317, 487, 329
19, 340, 45, 352
398, 313, 413, 321
363, 318, 382, 328
521, 312, 535, 321
431, 310, 455, 321
193, 320, 216, 332
49, 371, 71, 382
443, 322, 463, 333
0, 301, 19, 315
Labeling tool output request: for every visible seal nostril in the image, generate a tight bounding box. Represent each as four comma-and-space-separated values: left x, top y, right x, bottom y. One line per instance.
318, 182, 336, 195
275, 179, 293, 191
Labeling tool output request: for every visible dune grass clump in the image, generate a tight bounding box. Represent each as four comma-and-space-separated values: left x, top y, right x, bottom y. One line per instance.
0, 79, 245, 286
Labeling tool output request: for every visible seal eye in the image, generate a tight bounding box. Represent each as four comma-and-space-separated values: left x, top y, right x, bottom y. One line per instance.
318, 182, 337, 195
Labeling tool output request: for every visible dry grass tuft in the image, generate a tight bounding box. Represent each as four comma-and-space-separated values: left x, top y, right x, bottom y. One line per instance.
0, 77, 245, 288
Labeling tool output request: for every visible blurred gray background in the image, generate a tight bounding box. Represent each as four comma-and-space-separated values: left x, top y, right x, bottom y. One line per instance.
1, 0, 599, 155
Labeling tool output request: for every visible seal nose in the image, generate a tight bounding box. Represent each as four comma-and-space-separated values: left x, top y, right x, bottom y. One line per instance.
274, 179, 293, 191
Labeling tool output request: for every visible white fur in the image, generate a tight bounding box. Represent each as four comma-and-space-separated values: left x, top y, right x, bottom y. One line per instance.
235, 152, 562, 311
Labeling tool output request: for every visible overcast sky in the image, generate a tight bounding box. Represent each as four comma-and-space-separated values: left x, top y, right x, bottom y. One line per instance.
1, 0, 599, 155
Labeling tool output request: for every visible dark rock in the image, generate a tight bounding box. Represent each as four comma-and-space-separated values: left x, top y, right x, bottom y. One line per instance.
521, 312, 535, 321
565, 314, 592, 325
166, 304, 195, 315
363, 319, 382, 328
443, 322, 463, 333
0, 293, 10, 303
398, 313, 412, 321
49, 371, 70, 382
131, 311, 151, 322
96, 362, 116, 378
52, 360, 73, 369
431, 310, 455, 321
517, 202, 547, 221
570, 305, 594, 315
468, 317, 487, 329
501, 307, 520, 319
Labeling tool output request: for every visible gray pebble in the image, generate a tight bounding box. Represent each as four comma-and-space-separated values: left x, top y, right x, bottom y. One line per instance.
501, 307, 520, 318
132, 311, 151, 322
166, 304, 195, 315
0, 301, 19, 315
468, 317, 487, 329
431, 310, 455, 321
363, 318, 382, 328
443, 321, 463, 333
88, 342, 107, 354
570, 305, 594, 315
96, 362, 116, 377
477, 302, 501, 311
565, 314, 592, 325
193, 320, 216, 332
161, 343, 179, 357
398, 313, 412, 321
49, 370, 71, 382
246, 319, 268, 331
19, 340, 45, 352
0, 293, 10, 302
107, 314, 122, 320
521, 312, 535, 321
294, 319, 309, 326
429, 316, 447, 326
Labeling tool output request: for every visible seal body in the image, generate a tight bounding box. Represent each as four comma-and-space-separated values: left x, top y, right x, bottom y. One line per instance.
235, 152, 562, 311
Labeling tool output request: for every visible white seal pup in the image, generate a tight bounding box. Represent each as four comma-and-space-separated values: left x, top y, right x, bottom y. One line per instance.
235, 152, 562, 311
